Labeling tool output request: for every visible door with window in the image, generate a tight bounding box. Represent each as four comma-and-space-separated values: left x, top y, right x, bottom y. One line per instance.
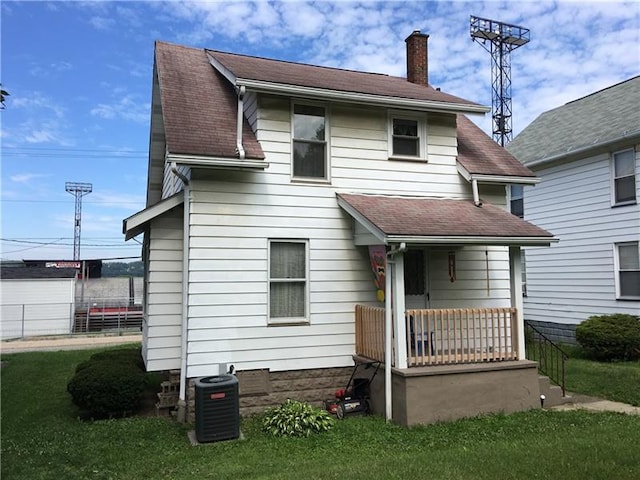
404, 248, 428, 309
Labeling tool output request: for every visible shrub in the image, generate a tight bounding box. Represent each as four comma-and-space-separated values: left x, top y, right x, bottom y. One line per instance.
75, 347, 144, 373
576, 314, 640, 361
262, 399, 335, 437
67, 361, 147, 418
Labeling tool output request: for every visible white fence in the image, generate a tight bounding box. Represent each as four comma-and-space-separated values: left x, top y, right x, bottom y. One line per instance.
1, 302, 74, 340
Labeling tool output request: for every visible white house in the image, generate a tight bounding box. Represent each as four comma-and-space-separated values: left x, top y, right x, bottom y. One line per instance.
508, 77, 640, 343
123, 32, 557, 425
0, 267, 77, 339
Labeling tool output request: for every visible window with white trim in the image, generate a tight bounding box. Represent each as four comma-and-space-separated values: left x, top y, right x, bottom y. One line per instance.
612, 149, 636, 205
510, 185, 524, 218
388, 112, 427, 160
268, 240, 309, 323
292, 103, 328, 180
615, 242, 640, 299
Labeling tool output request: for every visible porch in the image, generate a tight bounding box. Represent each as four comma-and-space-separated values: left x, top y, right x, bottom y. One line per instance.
355, 304, 520, 367
354, 304, 539, 426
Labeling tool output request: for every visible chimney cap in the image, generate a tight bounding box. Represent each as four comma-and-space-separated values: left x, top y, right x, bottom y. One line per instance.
406, 30, 429, 41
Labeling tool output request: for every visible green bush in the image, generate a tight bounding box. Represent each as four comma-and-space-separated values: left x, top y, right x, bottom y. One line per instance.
262, 399, 335, 437
68, 347, 147, 418
67, 361, 147, 418
576, 314, 640, 361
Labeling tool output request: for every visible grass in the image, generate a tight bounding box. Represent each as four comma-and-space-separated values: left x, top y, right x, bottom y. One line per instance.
562, 344, 640, 406
2, 348, 640, 480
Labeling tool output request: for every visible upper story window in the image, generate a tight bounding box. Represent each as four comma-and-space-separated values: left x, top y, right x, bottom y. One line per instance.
615, 241, 640, 299
292, 103, 328, 180
268, 239, 309, 324
510, 185, 524, 218
612, 149, 636, 205
388, 111, 427, 160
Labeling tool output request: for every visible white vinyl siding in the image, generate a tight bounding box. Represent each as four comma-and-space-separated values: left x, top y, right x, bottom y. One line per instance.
159, 94, 507, 377
523, 147, 640, 324
142, 207, 184, 371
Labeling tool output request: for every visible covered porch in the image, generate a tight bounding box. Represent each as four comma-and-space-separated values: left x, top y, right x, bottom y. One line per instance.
337, 192, 556, 424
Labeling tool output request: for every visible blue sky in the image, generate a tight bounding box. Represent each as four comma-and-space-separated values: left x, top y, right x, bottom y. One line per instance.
1, 0, 638, 262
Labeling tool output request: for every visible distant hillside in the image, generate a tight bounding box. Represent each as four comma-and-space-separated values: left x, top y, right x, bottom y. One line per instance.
102, 261, 143, 277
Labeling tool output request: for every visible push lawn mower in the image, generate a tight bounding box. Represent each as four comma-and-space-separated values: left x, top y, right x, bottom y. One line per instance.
325, 359, 381, 419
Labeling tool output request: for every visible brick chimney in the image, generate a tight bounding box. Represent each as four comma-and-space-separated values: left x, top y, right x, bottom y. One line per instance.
405, 30, 429, 86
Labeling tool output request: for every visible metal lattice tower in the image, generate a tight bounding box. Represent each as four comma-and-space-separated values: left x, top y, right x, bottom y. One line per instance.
470, 16, 530, 146
65, 182, 92, 260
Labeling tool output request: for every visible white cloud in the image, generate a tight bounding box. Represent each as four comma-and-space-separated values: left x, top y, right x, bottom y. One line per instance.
11, 92, 65, 118
9, 173, 53, 184
90, 94, 149, 124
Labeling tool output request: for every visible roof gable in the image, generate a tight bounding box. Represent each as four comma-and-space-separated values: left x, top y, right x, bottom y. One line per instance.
508, 76, 640, 166
155, 41, 264, 160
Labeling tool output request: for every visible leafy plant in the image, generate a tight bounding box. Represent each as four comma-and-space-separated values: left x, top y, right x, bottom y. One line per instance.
262, 399, 335, 437
576, 313, 640, 361
67, 347, 147, 418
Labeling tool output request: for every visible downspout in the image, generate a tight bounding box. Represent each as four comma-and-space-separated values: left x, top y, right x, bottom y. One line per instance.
171, 161, 190, 423
384, 242, 407, 423
236, 85, 246, 160
472, 178, 482, 207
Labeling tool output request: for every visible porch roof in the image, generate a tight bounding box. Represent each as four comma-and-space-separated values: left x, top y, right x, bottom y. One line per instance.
337, 193, 556, 246
123, 192, 184, 240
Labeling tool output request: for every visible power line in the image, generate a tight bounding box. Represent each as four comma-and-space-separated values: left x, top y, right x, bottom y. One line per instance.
1, 199, 142, 205
2, 238, 139, 247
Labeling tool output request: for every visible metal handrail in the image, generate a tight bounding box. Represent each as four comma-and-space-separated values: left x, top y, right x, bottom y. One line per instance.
524, 320, 569, 396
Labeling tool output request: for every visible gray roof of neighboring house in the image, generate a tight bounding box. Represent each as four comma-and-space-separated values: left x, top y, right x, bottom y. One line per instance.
507, 76, 640, 166
0, 267, 78, 280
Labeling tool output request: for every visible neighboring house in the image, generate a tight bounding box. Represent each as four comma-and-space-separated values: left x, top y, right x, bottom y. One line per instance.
0, 267, 77, 339
123, 32, 556, 426
508, 77, 640, 343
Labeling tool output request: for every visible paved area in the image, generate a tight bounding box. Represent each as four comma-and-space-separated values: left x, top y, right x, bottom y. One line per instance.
1, 334, 142, 354
549, 393, 640, 415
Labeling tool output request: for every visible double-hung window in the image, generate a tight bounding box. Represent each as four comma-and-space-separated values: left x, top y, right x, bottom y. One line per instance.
292, 103, 328, 180
268, 240, 309, 324
612, 149, 636, 205
510, 185, 524, 218
388, 112, 427, 160
615, 242, 640, 299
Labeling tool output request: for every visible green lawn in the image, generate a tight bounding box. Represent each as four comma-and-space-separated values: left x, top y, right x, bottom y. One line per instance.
565, 352, 640, 406
2, 348, 640, 480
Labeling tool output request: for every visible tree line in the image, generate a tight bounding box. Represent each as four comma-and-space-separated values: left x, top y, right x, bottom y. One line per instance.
102, 261, 143, 277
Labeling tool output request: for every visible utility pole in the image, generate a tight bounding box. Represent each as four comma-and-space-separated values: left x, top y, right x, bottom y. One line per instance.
470, 16, 530, 146
65, 182, 92, 261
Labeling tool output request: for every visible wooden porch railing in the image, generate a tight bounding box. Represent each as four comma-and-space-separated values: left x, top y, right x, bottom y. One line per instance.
408, 308, 518, 366
355, 305, 519, 367
355, 304, 386, 363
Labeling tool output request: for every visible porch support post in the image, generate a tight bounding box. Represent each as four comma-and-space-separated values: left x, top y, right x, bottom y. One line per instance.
509, 246, 525, 360
393, 252, 407, 369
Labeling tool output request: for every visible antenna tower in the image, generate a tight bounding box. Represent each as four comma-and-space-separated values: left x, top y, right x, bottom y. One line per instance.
65, 182, 92, 260
470, 16, 530, 146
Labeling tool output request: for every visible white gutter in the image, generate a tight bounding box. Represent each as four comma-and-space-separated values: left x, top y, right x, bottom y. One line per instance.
166, 154, 268, 170
236, 85, 246, 160
384, 242, 407, 423
384, 235, 558, 246
237, 78, 490, 114
456, 164, 540, 185
171, 162, 190, 423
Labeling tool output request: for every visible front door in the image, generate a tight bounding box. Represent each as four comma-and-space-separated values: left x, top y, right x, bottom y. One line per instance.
404, 248, 428, 309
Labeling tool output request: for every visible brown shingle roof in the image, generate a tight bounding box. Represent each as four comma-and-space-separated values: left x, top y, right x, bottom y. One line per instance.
155, 41, 264, 159
456, 115, 536, 178
337, 193, 553, 241
208, 50, 483, 108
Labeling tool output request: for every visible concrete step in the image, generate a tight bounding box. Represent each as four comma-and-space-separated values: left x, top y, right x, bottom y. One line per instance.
538, 375, 571, 408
